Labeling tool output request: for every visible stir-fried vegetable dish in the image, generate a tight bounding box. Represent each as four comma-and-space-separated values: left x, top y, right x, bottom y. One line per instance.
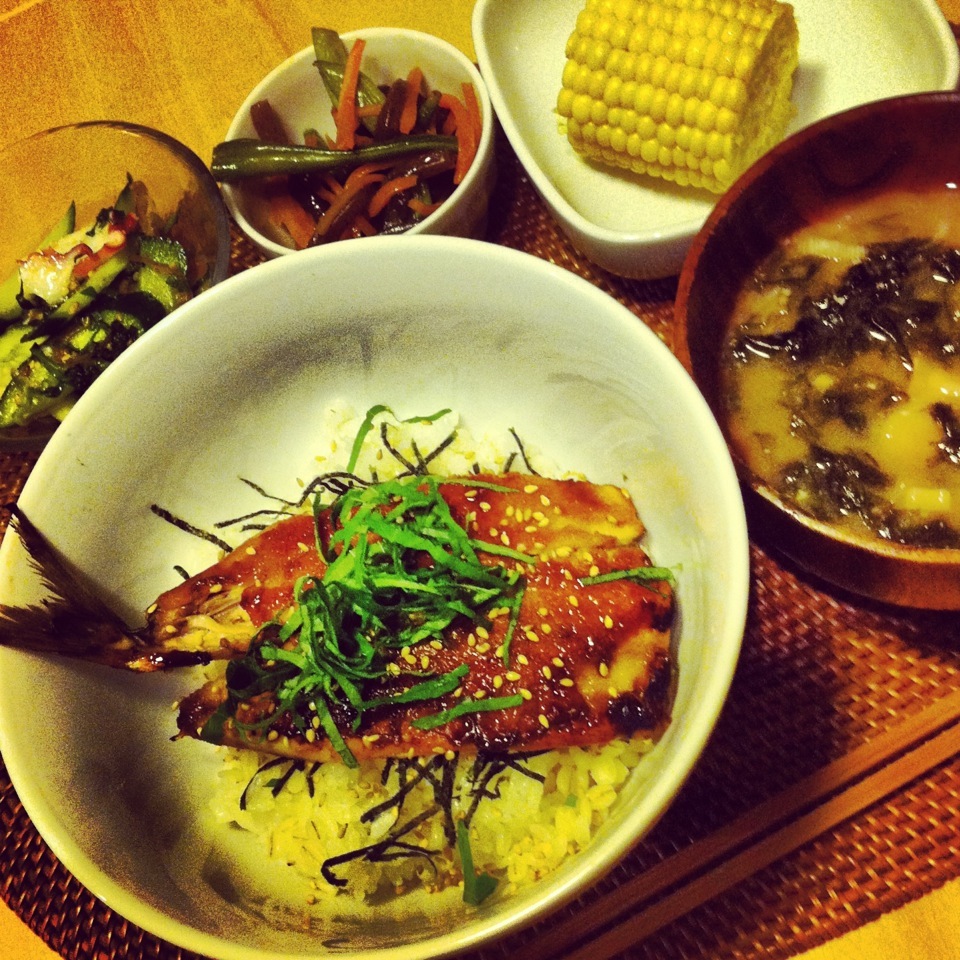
211, 27, 482, 247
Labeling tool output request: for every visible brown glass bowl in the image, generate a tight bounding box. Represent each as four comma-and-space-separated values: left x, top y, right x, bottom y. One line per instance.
675, 91, 960, 610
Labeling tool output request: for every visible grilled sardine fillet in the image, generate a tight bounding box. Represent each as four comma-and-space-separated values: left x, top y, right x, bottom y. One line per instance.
176, 474, 675, 761
143, 473, 647, 664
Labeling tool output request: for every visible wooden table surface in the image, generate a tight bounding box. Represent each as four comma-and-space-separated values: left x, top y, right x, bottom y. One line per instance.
2, 0, 960, 958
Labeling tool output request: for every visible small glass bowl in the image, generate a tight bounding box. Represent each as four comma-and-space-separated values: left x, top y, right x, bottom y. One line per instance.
0, 120, 232, 449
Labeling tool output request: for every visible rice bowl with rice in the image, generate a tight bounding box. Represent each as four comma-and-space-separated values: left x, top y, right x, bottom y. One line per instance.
178, 402, 668, 917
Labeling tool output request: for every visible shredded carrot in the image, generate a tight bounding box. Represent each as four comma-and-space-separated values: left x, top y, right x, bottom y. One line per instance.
267, 192, 316, 249
399, 67, 424, 135
441, 107, 457, 137
407, 197, 443, 218
438, 92, 477, 184
357, 102, 383, 119
314, 162, 385, 238
353, 214, 378, 237
462, 82, 483, 146
334, 38, 366, 150
368, 174, 419, 218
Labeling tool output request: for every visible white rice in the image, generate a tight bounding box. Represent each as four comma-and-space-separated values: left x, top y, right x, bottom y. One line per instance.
203, 402, 656, 906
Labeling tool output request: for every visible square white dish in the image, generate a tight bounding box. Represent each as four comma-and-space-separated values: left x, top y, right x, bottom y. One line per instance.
472, 0, 960, 280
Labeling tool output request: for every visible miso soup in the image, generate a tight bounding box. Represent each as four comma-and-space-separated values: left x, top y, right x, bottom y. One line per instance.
720, 184, 960, 548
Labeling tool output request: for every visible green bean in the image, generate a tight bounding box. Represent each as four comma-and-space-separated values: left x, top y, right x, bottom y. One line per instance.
210, 136, 459, 182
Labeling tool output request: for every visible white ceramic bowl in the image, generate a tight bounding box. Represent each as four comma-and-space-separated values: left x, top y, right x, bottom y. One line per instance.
0, 237, 749, 959
222, 28, 496, 258
472, 0, 960, 280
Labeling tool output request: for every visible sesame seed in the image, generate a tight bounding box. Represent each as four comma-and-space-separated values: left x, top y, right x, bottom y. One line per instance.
537, 606, 548, 617
505, 670, 521, 682
164, 624, 178, 635
560, 678, 575, 688
479, 501, 492, 512
312, 716, 321, 729
420, 654, 430, 670
520, 688, 533, 700
500, 531, 511, 546
475, 689, 487, 699
538, 714, 550, 728
267, 730, 279, 741
569, 595, 579, 608
476, 642, 491, 654
599, 662, 610, 677
430, 640, 443, 650
445, 749, 456, 761
517, 653, 529, 666
208, 583, 223, 595
542, 665, 553, 680
540, 494, 551, 506
552, 656, 564, 668
556, 546, 571, 558
495, 643, 506, 658
245, 546, 256, 556
146, 602, 158, 614
506, 505, 515, 517
524, 484, 539, 494
608, 686, 619, 699
541, 623, 553, 635
489, 527, 499, 538
603, 615, 614, 629
493, 675, 503, 689
476, 626, 490, 640
305, 729, 317, 742
589, 565, 601, 577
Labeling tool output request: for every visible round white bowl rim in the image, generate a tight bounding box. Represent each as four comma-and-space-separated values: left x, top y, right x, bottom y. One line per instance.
0, 235, 749, 960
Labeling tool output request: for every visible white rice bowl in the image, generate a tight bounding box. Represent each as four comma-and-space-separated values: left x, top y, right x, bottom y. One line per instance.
0, 237, 749, 960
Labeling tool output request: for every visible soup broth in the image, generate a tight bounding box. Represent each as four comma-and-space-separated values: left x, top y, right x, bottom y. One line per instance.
721, 184, 960, 548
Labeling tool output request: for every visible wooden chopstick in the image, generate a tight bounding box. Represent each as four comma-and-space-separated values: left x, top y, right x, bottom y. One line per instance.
520, 685, 960, 960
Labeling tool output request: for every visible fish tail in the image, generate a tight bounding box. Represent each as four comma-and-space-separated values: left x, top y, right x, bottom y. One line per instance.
0, 507, 154, 670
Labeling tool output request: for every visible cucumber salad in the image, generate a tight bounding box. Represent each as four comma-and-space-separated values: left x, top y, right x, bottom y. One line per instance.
0, 178, 197, 431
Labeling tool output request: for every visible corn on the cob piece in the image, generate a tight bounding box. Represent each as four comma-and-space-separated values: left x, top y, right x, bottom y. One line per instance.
556, 0, 799, 194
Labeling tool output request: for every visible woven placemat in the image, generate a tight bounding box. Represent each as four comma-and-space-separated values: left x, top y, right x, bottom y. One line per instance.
4, 129, 960, 960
